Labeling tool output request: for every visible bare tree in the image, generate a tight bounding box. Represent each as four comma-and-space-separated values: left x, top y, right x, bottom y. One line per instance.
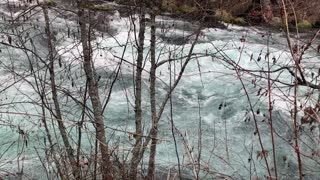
42, 5, 80, 179
76, 0, 113, 179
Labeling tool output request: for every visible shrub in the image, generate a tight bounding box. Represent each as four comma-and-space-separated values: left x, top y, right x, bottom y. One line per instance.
297, 20, 312, 29
45, 0, 56, 6
162, 2, 177, 12
229, 17, 246, 25
215, 9, 246, 25
92, 5, 113, 11
114, 0, 131, 5
175, 4, 197, 14
312, 21, 320, 28
271, 17, 283, 27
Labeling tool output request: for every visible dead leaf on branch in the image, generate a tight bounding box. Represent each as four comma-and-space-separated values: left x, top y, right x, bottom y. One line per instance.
256, 150, 269, 160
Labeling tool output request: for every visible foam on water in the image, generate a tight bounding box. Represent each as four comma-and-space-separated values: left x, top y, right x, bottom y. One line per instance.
0, 5, 320, 179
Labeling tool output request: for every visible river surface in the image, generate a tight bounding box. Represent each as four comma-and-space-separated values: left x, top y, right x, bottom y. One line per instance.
0, 1, 320, 179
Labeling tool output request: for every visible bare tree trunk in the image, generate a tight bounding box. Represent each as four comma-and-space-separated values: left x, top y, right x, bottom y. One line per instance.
129, 3, 146, 180
42, 6, 80, 179
129, 25, 202, 180
77, 1, 112, 179
41, 92, 65, 179
129, 23, 202, 180
146, 11, 157, 180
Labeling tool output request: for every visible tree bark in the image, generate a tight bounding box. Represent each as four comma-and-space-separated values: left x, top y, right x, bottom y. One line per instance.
42, 6, 80, 179
129, 4, 146, 180
77, 1, 112, 179
146, 11, 157, 180
132, 24, 202, 180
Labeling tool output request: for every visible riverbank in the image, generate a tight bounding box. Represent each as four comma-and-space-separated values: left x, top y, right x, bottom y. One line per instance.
86, 0, 320, 35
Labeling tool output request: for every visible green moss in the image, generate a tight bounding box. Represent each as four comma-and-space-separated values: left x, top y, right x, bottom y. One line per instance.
229, 17, 246, 25
175, 4, 197, 13
297, 20, 312, 29
214, 9, 246, 25
115, 0, 131, 5
45, 0, 56, 6
91, 5, 113, 11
